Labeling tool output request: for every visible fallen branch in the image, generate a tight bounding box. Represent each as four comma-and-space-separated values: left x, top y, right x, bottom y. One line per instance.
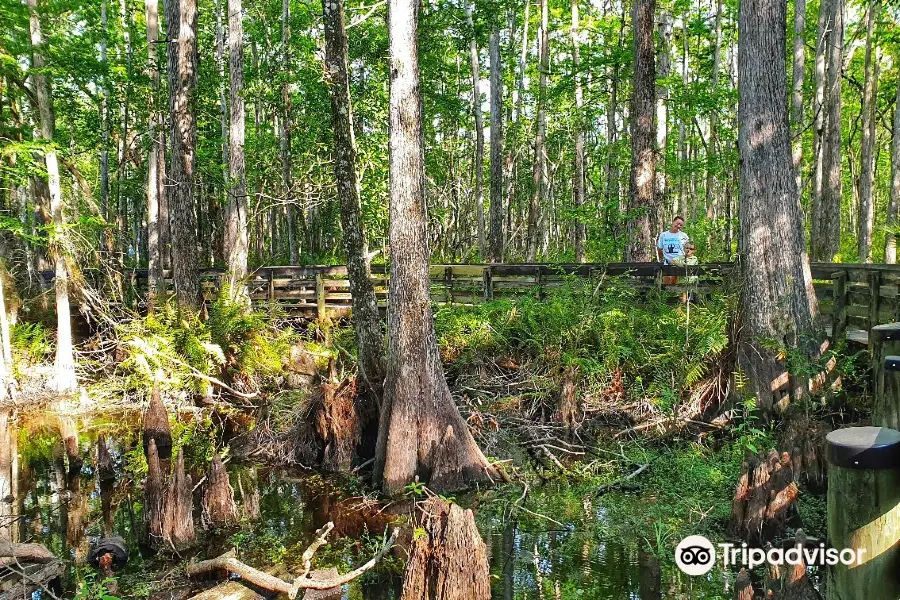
0, 540, 57, 564
186, 523, 398, 599
596, 463, 651, 496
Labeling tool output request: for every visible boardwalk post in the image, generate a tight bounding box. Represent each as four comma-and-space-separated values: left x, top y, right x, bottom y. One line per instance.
537, 266, 545, 301
267, 269, 275, 303
826, 426, 900, 600
832, 272, 847, 340
483, 266, 493, 302
444, 266, 453, 305
869, 271, 883, 333
872, 324, 900, 430
316, 273, 326, 323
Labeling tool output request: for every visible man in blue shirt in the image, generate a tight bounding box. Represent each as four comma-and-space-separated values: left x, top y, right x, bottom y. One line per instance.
657, 216, 689, 265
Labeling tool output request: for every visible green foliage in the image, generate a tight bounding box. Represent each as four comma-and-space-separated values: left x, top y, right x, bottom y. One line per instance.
72, 572, 121, 600
10, 322, 53, 370
434, 278, 731, 412
116, 294, 293, 395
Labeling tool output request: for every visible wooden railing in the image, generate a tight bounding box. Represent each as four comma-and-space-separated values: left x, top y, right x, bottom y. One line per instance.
44, 262, 900, 341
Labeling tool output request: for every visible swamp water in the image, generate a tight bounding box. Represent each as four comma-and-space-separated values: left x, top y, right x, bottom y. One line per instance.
2, 408, 739, 599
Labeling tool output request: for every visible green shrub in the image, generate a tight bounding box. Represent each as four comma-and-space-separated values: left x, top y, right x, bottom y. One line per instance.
116, 294, 293, 395
434, 277, 731, 412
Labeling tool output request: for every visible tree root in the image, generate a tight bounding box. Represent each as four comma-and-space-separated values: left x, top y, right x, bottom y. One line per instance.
186, 522, 398, 599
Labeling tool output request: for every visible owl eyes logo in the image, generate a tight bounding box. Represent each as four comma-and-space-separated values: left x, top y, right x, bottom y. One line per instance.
675, 535, 716, 576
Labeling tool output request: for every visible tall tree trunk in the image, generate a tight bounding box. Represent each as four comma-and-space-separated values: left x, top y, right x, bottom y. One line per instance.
655, 9, 671, 224
811, 3, 826, 236
738, 0, 818, 414
791, 0, 806, 194
28, 0, 77, 394
503, 0, 528, 254
224, 0, 249, 299
166, 0, 201, 312
100, 0, 110, 221
321, 0, 385, 399
467, 4, 486, 257
282, 0, 298, 266
119, 0, 133, 265
887, 62, 900, 264
705, 0, 723, 224
857, 1, 878, 263
678, 15, 688, 216
147, 0, 164, 308
572, 0, 586, 262
624, 0, 656, 261
812, 0, 842, 261
215, 0, 228, 194
375, 0, 498, 496
489, 27, 504, 263
526, 0, 549, 261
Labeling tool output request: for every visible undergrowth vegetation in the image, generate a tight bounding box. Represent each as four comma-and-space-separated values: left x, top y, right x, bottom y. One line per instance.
434, 278, 732, 412
115, 294, 294, 395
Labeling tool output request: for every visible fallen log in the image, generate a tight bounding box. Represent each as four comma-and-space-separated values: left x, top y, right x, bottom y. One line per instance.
0, 540, 56, 564
0, 559, 65, 600
186, 522, 398, 599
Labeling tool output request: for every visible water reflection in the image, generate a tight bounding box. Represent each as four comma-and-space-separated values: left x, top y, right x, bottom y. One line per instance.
1, 411, 733, 599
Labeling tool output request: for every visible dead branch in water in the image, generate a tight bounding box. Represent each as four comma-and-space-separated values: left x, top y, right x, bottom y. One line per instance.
595, 462, 651, 495
186, 522, 398, 599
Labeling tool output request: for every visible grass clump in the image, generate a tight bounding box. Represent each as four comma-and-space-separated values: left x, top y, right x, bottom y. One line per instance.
434, 278, 731, 412
116, 293, 294, 395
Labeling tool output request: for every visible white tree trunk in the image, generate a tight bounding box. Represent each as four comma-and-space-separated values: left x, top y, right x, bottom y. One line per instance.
28, 0, 77, 394
857, 2, 878, 263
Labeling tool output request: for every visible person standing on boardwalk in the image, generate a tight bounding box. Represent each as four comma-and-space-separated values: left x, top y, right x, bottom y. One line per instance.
656, 216, 690, 265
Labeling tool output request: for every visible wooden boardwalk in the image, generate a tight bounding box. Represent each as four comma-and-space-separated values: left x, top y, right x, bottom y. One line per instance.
47, 261, 900, 345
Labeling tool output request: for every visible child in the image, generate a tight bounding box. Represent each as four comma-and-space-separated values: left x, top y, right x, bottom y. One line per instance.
672, 243, 699, 302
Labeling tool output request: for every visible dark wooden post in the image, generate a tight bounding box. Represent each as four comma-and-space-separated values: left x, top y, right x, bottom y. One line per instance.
444, 266, 453, 305
267, 269, 275, 303
537, 266, 545, 301
826, 426, 900, 600
832, 272, 847, 341
483, 266, 493, 302
869, 271, 883, 332
872, 323, 900, 430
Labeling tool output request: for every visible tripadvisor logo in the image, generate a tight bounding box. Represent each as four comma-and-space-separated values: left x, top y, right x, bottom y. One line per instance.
675, 535, 716, 576
675, 535, 868, 576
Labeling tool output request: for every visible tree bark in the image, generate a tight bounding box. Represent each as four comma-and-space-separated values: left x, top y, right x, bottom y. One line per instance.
375, 0, 498, 496
489, 27, 504, 263
624, 0, 656, 262
705, 0, 723, 223
738, 0, 819, 414
887, 57, 900, 264
526, 0, 549, 261
399, 498, 491, 600
100, 0, 110, 221
282, 0, 298, 266
572, 0, 586, 262
224, 0, 249, 301
811, 3, 826, 238
165, 0, 201, 313
655, 9, 671, 223
791, 0, 806, 194
811, 0, 842, 261
321, 0, 385, 400
147, 0, 164, 308
467, 4, 486, 257
503, 0, 528, 256
857, 2, 878, 263
28, 0, 77, 394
